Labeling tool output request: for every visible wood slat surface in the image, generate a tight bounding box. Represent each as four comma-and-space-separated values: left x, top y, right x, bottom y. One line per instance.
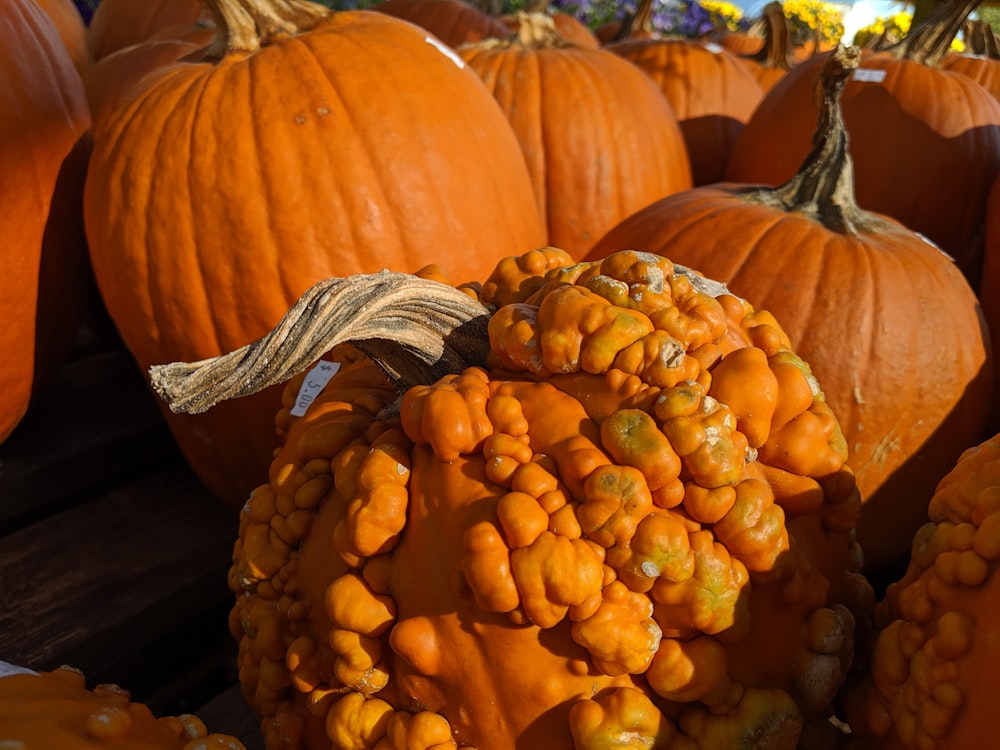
0, 320, 265, 747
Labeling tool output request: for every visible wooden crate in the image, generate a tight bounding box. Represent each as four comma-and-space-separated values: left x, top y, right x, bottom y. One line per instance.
0, 318, 263, 748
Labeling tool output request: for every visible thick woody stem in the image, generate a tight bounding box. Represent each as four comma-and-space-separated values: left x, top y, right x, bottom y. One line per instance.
200, 0, 331, 56
894, 0, 982, 66
476, 11, 568, 49
740, 45, 893, 236
150, 271, 492, 414
750, 2, 793, 70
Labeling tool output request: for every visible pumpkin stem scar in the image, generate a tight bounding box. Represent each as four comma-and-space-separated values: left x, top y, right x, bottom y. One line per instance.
738, 44, 895, 237
201, 0, 331, 58
148, 271, 493, 414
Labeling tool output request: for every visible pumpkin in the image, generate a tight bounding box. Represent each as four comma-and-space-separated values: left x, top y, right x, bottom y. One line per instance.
152, 247, 874, 749
736, 1, 794, 92
35, 0, 92, 74
941, 19, 1000, 103
85, 0, 209, 61
605, 0, 765, 186
980, 170, 1000, 430
499, 0, 601, 49
83, 0, 547, 507
842, 431, 1000, 749
1, 0, 92, 444
81, 22, 217, 131
585, 46, 994, 574
725, 0, 1000, 287
0, 660, 244, 749
373, 0, 510, 47
457, 12, 694, 258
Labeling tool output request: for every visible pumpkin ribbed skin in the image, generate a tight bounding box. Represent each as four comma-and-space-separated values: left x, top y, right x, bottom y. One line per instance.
374, 0, 509, 47
83, 5, 547, 506
843, 433, 1000, 749
85, 0, 208, 61
606, 38, 765, 186
725, 50, 1000, 285
942, 52, 1000, 102
81, 24, 216, 131
458, 18, 693, 258
204, 249, 873, 749
1, 0, 91, 444
35, 0, 91, 74
0, 662, 244, 749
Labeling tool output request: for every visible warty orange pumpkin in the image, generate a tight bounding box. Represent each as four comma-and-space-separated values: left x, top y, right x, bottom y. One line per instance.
83, 0, 548, 508
0, 660, 245, 749
725, 0, 1000, 287
1, 0, 92, 445
584, 45, 994, 574
457, 12, 694, 259
842, 431, 1000, 749
151, 248, 874, 749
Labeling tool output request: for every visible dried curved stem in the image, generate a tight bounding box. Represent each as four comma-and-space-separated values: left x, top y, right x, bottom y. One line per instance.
893, 0, 982, 66
202, 0, 331, 57
740, 44, 894, 235
150, 271, 492, 414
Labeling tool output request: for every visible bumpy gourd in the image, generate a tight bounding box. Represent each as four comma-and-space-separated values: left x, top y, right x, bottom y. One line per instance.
152, 249, 874, 749
844, 433, 1000, 749
0, 661, 244, 749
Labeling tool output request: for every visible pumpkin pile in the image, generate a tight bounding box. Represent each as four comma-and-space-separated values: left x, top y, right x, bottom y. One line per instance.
152, 248, 874, 749
5, 0, 1000, 747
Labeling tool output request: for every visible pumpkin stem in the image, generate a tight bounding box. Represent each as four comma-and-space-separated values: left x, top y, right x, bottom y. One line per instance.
749, 1, 793, 70
613, 0, 656, 41
200, 0, 331, 57
149, 271, 492, 414
740, 45, 892, 235
963, 19, 1000, 57
477, 11, 570, 49
891, 0, 981, 67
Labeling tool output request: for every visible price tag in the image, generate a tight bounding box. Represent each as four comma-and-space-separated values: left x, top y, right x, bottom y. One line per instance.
852, 68, 887, 83
290, 360, 341, 417
703, 42, 724, 54
0, 660, 38, 679
426, 36, 465, 69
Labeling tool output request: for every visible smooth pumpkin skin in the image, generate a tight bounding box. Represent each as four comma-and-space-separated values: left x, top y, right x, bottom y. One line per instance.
373, 0, 509, 47
605, 38, 765, 187
83, 8, 547, 506
34, 0, 92, 74
981, 172, 1000, 432
458, 32, 694, 258
725, 50, 1000, 286
85, 0, 208, 61
0, 0, 91, 444
227, 250, 872, 749
0, 663, 244, 749
585, 187, 993, 572
82, 23, 216, 131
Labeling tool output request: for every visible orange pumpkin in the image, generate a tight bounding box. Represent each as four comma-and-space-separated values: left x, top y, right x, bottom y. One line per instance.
373, 0, 509, 47
981, 169, 1000, 430
0, 661, 244, 749
941, 19, 1000, 103
606, 5, 765, 186
843, 431, 1000, 749
725, 0, 1000, 287
1, 0, 92, 444
152, 248, 874, 749
85, 0, 209, 61
34, 0, 91, 74
82, 22, 216, 131
458, 12, 693, 258
83, 0, 547, 507
585, 46, 994, 573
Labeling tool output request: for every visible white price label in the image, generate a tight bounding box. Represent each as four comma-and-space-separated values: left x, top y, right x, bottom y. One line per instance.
852, 68, 887, 83
703, 42, 724, 54
290, 360, 341, 417
426, 36, 465, 69
0, 660, 38, 679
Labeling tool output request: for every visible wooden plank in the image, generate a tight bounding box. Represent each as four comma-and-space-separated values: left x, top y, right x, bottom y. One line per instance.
197, 683, 266, 750
0, 462, 239, 686
0, 345, 175, 526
